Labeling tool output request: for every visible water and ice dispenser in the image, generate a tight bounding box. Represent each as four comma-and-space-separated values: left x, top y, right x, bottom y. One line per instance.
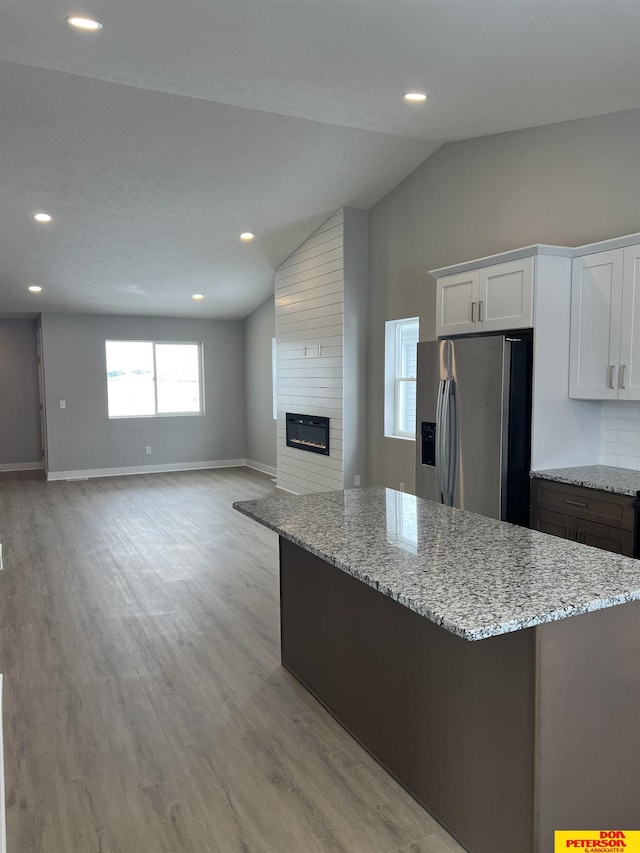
421, 421, 436, 467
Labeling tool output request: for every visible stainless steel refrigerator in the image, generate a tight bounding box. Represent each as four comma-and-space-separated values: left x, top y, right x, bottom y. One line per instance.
415, 333, 532, 525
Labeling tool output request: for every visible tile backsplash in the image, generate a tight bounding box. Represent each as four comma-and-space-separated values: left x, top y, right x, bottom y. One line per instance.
601, 401, 640, 470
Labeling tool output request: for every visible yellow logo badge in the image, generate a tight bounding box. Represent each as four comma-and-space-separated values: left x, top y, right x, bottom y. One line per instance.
555, 831, 640, 851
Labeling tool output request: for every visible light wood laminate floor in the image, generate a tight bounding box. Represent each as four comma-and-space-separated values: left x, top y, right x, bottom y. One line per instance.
0, 468, 465, 853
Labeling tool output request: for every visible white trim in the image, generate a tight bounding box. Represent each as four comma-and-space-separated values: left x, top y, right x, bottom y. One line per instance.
276, 484, 299, 494
573, 232, 640, 256
272, 337, 277, 421
394, 377, 417, 439
0, 461, 44, 472
427, 232, 640, 278
46, 459, 247, 481
428, 243, 574, 278
245, 460, 277, 478
105, 339, 204, 419
0, 545, 3, 571
428, 235, 640, 278
0, 674, 5, 853
107, 411, 204, 420
384, 317, 418, 440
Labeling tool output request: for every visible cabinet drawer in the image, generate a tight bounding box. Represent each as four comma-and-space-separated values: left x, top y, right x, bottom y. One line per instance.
530, 478, 634, 530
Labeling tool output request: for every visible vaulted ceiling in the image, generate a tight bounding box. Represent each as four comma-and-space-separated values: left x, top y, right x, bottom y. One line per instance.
1, 0, 639, 319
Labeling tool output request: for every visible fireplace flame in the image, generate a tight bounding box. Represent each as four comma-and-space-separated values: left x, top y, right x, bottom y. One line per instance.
291, 438, 327, 450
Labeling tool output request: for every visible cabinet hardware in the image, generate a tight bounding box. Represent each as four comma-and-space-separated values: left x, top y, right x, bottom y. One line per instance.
619, 364, 627, 389
479, 300, 484, 322
608, 364, 616, 389
470, 302, 476, 322
565, 499, 588, 507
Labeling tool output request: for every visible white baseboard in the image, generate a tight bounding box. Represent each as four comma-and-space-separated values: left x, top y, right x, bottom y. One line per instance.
0, 674, 5, 853
0, 461, 43, 472
276, 484, 299, 494
245, 460, 277, 478
47, 459, 247, 481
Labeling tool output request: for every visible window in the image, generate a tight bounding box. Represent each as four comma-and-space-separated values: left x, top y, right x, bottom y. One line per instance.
105, 340, 203, 418
384, 317, 419, 439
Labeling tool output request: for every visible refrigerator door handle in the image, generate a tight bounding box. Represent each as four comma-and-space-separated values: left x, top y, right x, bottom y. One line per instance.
441, 379, 453, 505
435, 379, 446, 502
446, 380, 459, 506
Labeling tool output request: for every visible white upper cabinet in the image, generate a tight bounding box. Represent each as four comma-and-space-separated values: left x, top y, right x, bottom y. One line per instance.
569, 250, 623, 400
435, 270, 477, 336
478, 257, 534, 333
569, 241, 640, 401
435, 256, 534, 338
619, 244, 640, 401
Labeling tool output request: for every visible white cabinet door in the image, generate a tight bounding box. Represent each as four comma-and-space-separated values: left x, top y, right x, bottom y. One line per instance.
435, 271, 478, 337
569, 249, 623, 400
619, 244, 640, 401
477, 257, 534, 332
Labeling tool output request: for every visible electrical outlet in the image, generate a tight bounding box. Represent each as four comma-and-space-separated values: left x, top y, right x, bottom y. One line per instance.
353, 474, 361, 487
59, 400, 66, 409
399, 482, 404, 492
145, 446, 151, 455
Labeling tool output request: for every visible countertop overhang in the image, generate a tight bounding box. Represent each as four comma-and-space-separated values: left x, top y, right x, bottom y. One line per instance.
233, 487, 640, 641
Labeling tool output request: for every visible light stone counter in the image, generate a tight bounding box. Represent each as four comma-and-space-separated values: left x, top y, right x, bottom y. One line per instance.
233, 486, 640, 641
532, 464, 640, 497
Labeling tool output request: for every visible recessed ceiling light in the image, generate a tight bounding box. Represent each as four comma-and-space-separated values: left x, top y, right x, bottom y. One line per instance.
28, 285, 43, 293
66, 16, 103, 31
34, 212, 52, 222
404, 92, 428, 102
192, 293, 204, 301
240, 232, 255, 242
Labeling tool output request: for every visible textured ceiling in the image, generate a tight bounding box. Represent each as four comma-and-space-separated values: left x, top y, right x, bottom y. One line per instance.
1, 0, 639, 319
1, 63, 434, 318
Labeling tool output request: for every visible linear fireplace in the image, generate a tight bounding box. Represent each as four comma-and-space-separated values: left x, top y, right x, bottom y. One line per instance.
286, 413, 330, 456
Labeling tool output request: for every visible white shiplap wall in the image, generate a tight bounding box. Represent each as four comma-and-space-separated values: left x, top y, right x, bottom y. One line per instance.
276, 209, 345, 493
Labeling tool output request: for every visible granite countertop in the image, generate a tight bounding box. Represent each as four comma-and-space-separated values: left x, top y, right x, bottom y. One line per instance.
531, 465, 640, 497
233, 487, 640, 642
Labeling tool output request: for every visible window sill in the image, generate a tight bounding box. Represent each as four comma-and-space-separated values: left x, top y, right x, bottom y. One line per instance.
108, 412, 204, 420
384, 434, 416, 442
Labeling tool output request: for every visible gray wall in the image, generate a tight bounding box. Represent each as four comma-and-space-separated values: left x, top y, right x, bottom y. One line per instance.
0, 318, 42, 466
368, 109, 640, 491
244, 295, 277, 470
40, 313, 246, 475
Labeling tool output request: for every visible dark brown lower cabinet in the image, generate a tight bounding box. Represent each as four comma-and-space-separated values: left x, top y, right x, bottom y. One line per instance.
577, 517, 635, 554
280, 538, 640, 853
529, 506, 577, 541
530, 479, 635, 557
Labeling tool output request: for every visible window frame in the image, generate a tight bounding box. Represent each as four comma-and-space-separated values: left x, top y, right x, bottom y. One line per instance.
384, 317, 419, 440
105, 339, 205, 420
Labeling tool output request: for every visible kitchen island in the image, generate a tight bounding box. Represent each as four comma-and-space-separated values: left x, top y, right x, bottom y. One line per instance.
233, 487, 640, 853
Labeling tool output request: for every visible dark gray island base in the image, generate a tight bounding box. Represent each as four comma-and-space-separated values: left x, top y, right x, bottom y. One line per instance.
235, 488, 640, 853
